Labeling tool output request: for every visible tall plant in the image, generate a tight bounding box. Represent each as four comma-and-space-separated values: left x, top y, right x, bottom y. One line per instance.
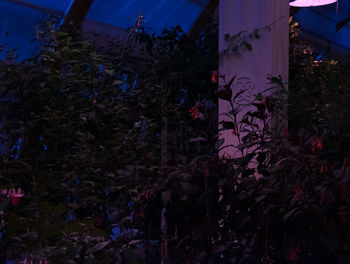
0, 16, 219, 263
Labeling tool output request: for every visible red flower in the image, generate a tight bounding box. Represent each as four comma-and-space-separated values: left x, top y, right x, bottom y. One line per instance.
293, 185, 302, 200
343, 157, 350, 168
340, 183, 349, 197
189, 105, 198, 120
211, 71, 218, 84
136, 13, 143, 28
138, 208, 145, 218
286, 245, 301, 261
282, 126, 289, 138
262, 97, 267, 104
95, 216, 102, 227
320, 165, 328, 174
312, 138, 323, 152
204, 165, 209, 177
339, 214, 349, 224
319, 193, 326, 205
11, 197, 21, 206
140, 189, 149, 199
160, 239, 168, 258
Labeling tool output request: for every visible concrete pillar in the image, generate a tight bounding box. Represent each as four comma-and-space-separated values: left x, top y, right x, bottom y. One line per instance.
218, 0, 289, 157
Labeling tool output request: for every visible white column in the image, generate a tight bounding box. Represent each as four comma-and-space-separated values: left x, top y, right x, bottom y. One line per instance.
218, 0, 289, 157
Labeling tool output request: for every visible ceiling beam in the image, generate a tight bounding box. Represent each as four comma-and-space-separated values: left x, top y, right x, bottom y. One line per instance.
188, 0, 218, 40
61, 0, 94, 32
188, 0, 206, 6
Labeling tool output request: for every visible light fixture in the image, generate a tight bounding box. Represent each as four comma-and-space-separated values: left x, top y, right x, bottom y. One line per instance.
290, 0, 337, 7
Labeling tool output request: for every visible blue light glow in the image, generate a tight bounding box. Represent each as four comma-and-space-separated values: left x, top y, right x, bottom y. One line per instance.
110, 226, 121, 240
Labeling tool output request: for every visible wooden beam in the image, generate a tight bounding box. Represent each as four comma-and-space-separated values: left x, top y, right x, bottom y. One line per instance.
188, 0, 218, 40
61, 0, 94, 32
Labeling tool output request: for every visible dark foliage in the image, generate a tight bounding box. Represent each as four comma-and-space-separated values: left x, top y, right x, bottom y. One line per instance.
0, 17, 349, 264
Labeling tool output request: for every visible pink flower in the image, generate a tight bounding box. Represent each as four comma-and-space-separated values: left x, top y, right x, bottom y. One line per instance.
20, 259, 48, 264
136, 13, 143, 28
3, 187, 24, 206
7, 187, 24, 198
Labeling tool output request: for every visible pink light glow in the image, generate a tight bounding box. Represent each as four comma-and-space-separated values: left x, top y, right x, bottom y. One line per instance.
290, 0, 337, 7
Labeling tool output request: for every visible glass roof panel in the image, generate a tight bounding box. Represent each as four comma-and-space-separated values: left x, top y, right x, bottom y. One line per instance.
0, 0, 44, 60
12, 0, 73, 13
86, 0, 208, 33
294, 0, 350, 50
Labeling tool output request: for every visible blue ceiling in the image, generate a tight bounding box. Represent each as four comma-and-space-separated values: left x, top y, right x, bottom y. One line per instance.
86, 0, 206, 33
15, 0, 73, 13
1, 0, 350, 61
293, 0, 350, 55
0, 0, 208, 60
0, 0, 45, 60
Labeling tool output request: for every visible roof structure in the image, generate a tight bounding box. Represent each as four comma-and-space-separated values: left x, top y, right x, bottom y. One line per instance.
293, 0, 350, 59
86, 0, 207, 33
1, 0, 350, 61
0, 0, 211, 60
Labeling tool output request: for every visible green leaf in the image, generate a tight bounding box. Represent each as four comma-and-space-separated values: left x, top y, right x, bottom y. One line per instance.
220, 121, 236, 130
254, 29, 260, 39
242, 41, 252, 51
218, 89, 232, 102
283, 207, 299, 222
231, 45, 239, 52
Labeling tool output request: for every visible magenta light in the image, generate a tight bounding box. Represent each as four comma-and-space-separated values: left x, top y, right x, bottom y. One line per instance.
290, 0, 337, 7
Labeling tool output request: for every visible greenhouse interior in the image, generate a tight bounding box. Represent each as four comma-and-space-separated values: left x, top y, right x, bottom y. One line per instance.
1, 0, 350, 263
